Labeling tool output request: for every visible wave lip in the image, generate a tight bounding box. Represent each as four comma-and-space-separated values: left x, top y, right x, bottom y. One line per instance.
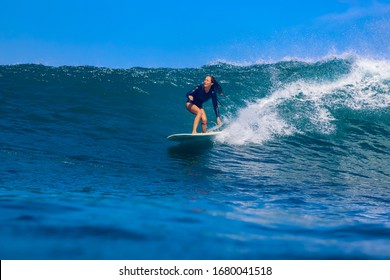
218, 56, 390, 145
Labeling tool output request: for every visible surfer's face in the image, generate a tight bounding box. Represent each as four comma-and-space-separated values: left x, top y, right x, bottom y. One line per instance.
203, 76, 213, 90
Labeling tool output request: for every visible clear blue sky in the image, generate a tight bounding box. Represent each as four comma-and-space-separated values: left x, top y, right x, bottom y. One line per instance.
1, 0, 390, 68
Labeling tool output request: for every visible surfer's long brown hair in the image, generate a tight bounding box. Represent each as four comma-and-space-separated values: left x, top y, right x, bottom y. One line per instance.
209, 75, 224, 96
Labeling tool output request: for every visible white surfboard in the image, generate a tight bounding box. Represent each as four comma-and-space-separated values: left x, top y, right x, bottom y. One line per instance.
167, 131, 222, 142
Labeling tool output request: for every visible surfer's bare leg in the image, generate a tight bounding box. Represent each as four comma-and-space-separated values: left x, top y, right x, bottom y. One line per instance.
201, 109, 207, 133
186, 103, 204, 134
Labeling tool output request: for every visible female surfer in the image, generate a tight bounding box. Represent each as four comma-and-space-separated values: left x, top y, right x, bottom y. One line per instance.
186, 75, 223, 134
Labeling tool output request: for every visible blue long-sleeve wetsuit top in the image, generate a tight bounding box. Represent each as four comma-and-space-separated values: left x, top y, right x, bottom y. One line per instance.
186, 84, 220, 118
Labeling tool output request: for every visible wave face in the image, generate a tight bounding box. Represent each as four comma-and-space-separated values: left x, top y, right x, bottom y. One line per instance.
220, 58, 390, 144
1, 56, 389, 259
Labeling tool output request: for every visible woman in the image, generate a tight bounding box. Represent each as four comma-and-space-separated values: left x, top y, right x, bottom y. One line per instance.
185, 75, 223, 134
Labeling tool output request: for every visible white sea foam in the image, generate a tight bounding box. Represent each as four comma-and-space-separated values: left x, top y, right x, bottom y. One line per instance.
218, 56, 390, 145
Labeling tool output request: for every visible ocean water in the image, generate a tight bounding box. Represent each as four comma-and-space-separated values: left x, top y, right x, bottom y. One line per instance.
1, 56, 389, 259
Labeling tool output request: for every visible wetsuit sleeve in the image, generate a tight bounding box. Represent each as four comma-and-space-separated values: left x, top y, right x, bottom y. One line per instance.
212, 92, 220, 118
186, 85, 200, 98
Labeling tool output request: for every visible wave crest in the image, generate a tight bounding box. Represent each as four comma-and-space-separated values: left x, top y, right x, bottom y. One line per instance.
219, 56, 390, 145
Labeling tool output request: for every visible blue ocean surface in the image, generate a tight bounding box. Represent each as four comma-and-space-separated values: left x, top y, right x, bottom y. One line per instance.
1, 56, 389, 259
